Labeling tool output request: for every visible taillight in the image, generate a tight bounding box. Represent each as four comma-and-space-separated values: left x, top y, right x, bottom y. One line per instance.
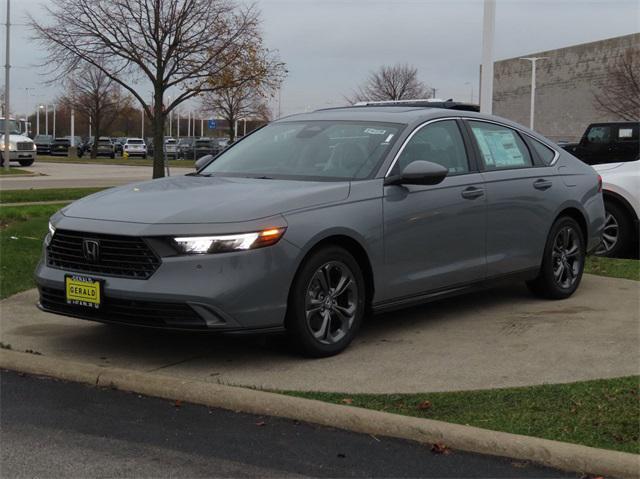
597, 175, 602, 193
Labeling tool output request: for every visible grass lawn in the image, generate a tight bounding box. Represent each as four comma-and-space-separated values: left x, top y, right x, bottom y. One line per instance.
585, 256, 640, 281
0, 187, 107, 204
0, 213, 50, 299
0, 168, 32, 175
285, 376, 640, 454
35, 155, 194, 168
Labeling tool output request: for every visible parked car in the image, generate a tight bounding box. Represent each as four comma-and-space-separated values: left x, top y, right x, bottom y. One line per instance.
49, 137, 71, 156
112, 138, 124, 155
563, 122, 639, 257
123, 138, 147, 158
95, 137, 116, 158
34, 135, 54, 155
165, 138, 178, 158
194, 138, 217, 159
37, 106, 604, 357
177, 137, 195, 159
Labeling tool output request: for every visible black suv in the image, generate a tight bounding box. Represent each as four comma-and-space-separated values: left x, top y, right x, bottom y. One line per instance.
562, 122, 639, 165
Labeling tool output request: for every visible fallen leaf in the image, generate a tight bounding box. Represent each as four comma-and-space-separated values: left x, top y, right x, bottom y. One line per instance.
431, 443, 451, 455
417, 400, 432, 410
341, 398, 353, 405
174, 400, 182, 408
255, 421, 266, 427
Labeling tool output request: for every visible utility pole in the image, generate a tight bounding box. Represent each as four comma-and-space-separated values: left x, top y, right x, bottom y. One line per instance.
200, 118, 203, 137
45, 104, 48, 135
70, 109, 75, 145
480, 0, 495, 114
141, 107, 144, 138
3, 0, 10, 171
520, 57, 547, 130
53, 104, 56, 138
177, 112, 180, 138
37, 105, 41, 136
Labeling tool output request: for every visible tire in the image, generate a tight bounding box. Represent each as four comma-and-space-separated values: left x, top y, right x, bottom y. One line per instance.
286, 246, 366, 357
19, 159, 34, 167
527, 217, 585, 299
595, 200, 632, 258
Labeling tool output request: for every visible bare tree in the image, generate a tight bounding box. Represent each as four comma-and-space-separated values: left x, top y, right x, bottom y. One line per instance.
593, 49, 640, 121
31, 0, 269, 178
59, 64, 130, 157
347, 64, 433, 104
201, 48, 285, 141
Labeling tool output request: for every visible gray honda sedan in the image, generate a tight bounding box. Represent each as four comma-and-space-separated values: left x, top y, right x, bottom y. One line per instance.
36, 104, 605, 357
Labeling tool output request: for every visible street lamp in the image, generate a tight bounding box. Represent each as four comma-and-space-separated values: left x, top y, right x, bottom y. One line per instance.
465, 82, 474, 103
37, 104, 44, 136
520, 57, 548, 130
480, 0, 496, 114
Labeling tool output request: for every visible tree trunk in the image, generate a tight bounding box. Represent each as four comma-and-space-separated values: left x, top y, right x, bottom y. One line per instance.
228, 115, 236, 142
152, 93, 165, 179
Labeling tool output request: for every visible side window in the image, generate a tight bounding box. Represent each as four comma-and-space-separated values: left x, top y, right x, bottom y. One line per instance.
394, 120, 469, 175
585, 126, 612, 144
469, 121, 533, 170
530, 138, 557, 165
616, 125, 638, 143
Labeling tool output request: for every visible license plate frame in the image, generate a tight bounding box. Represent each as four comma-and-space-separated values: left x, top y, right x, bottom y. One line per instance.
65, 275, 103, 309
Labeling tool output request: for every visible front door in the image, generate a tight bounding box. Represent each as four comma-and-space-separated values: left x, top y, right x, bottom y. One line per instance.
380, 119, 487, 302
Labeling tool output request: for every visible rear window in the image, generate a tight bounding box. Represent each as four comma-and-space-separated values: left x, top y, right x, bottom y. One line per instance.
530, 139, 557, 165
128, 139, 144, 144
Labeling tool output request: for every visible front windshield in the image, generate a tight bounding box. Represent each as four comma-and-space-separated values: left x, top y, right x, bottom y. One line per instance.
0, 119, 21, 135
201, 120, 403, 180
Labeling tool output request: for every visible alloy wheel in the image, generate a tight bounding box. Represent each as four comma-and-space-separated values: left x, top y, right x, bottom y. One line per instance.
596, 211, 619, 255
552, 226, 582, 289
305, 261, 358, 345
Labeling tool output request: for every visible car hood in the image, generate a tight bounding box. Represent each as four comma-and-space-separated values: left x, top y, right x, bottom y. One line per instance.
62, 175, 350, 224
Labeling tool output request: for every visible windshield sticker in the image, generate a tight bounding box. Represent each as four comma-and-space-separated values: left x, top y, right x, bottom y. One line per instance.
383, 133, 395, 144
364, 128, 386, 135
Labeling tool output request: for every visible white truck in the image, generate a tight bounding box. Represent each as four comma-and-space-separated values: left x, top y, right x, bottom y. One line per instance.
0, 117, 36, 167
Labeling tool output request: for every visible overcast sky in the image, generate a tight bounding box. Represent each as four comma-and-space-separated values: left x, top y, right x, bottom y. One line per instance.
3, 0, 639, 117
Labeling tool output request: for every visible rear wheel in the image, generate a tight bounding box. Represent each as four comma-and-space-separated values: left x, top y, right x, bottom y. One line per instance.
286, 246, 365, 357
527, 217, 585, 299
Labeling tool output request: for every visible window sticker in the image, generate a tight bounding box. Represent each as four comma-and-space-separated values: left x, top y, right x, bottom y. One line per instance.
382, 133, 395, 144
472, 128, 525, 167
619, 128, 633, 138
364, 128, 386, 135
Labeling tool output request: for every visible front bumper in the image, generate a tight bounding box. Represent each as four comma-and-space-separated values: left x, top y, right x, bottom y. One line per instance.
35, 229, 301, 332
4, 150, 36, 160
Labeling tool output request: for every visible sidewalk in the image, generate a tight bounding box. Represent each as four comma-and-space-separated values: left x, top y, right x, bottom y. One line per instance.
1, 274, 638, 393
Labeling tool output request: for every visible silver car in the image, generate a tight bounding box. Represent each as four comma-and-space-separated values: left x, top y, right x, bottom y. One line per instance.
36, 106, 605, 357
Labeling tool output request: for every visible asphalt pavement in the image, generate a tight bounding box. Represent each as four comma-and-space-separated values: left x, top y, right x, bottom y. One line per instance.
0, 370, 576, 478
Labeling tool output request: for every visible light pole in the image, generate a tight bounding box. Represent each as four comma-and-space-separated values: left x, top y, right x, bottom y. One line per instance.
53, 104, 56, 138
480, 0, 495, 114
141, 107, 144, 138
37, 104, 43, 136
465, 81, 474, 103
520, 57, 547, 130
3, 0, 10, 171
45, 103, 48, 136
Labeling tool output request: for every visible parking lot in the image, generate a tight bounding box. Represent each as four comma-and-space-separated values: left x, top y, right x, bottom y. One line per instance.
2, 274, 637, 394
0, 161, 184, 191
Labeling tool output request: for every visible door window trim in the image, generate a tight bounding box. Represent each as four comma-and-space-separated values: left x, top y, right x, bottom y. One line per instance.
384, 117, 475, 177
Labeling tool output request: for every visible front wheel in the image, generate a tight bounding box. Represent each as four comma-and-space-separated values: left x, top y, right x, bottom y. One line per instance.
527, 217, 585, 299
19, 159, 34, 167
286, 246, 365, 357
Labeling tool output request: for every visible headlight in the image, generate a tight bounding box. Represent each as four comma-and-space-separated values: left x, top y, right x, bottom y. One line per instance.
173, 227, 286, 254
33, 143, 37, 151
48, 222, 56, 237
45, 221, 56, 246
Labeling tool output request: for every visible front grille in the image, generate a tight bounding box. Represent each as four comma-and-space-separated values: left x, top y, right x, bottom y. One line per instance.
39, 287, 206, 329
17, 142, 33, 151
47, 230, 161, 279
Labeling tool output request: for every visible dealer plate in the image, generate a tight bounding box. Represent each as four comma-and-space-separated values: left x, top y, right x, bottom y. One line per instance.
65, 275, 102, 309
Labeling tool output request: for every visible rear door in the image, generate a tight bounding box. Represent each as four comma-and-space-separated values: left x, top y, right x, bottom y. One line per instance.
465, 120, 558, 278
576, 124, 614, 165
610, 123, 639, 163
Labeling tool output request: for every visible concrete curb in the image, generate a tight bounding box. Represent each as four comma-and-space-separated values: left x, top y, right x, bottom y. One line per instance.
1, 349, 638, 478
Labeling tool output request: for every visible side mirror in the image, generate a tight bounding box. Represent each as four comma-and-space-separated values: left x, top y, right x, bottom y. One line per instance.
384, 160, 448, 186
195, 154, 214, 171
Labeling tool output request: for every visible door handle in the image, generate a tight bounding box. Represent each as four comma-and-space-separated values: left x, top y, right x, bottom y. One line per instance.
533, 179, 552, 190
461, 186, 484, 199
